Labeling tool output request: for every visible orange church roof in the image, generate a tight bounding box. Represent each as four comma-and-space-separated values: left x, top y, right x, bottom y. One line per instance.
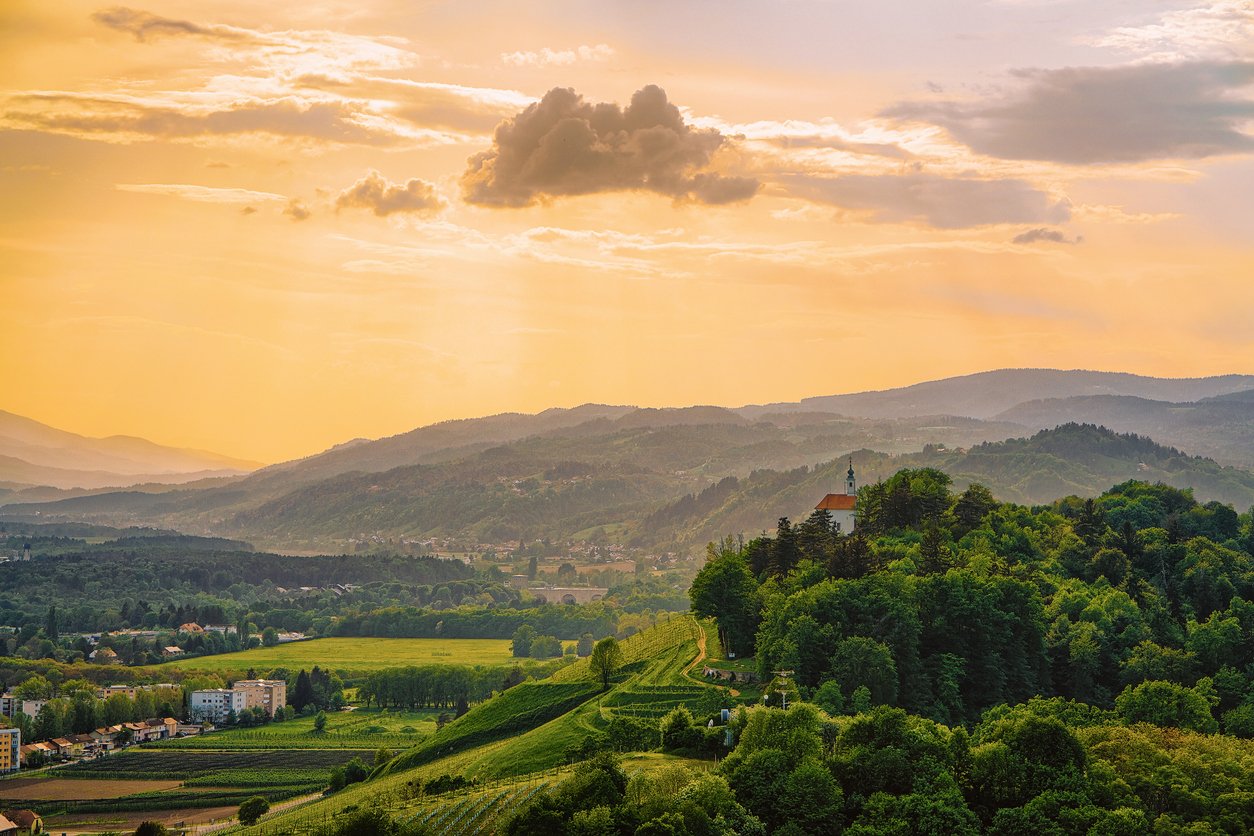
816, 494, 856, 511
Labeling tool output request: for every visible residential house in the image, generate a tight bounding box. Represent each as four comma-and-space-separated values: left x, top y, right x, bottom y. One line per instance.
90, 725, 125, 751
0, 813, 17, 836
17, 742, 52, 765
89, 647, 120, 664
18, 701, 44, 721
98, 684, 138, 700
0, 728, 18, 774
161, 646, 184, 658
49, 737, 84, 759
147, 718, 178, 740
0, 809, 42, 835
178, 622, 204, 634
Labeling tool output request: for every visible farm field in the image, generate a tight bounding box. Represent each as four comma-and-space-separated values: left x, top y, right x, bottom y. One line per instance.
16, 748, 376, 832
152, 637, 521, 674
0, 777, 183, 801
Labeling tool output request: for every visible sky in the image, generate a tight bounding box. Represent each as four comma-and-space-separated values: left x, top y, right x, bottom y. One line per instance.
1, 0, 1252, 463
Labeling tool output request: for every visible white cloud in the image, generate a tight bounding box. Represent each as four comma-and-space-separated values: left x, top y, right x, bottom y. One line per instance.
501, 44, 614, 67
1084, 1, 1254, 61
115, 182, 286, 203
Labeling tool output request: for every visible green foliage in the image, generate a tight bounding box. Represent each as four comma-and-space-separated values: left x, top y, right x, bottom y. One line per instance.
238, 794, 271, 826
589, 636, 623, 691
1114, 680, 1219, 733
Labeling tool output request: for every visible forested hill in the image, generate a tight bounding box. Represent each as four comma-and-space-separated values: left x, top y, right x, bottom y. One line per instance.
642, 424, 1254, 551
690, 465, 1254, 728
0, 413, 1027, 549
995, 391, 1254, 468
5, 423, 1250, 558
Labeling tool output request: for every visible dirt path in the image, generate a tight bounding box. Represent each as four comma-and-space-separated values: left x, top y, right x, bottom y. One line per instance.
188, 790, 325, 834
682, 621, 740, 697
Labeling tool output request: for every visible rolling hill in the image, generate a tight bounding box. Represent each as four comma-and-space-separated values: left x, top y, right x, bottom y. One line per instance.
5, 369, 1254, 550
995, 392, 1254, 468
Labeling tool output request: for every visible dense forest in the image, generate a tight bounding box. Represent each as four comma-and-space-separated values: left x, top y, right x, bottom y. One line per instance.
693, 472, 1254, 733
477, 473, 1254, 836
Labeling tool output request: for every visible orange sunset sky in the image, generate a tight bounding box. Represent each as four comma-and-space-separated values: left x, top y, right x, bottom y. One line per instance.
2, 1, 1252, 463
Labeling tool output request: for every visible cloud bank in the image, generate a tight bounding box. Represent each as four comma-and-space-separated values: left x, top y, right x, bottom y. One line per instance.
92, 6, 246, 41
887, 60, 1254, 164
783, 172, 1071, 229
461, 85, 759, 207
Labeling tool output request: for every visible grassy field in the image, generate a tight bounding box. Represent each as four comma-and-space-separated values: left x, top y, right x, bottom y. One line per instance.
153, 637, 521, 674
241, 616, 718, 835
160, 707, 438, 750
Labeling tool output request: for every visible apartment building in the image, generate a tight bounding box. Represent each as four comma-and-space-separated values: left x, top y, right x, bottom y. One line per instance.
0, 727, 19, 774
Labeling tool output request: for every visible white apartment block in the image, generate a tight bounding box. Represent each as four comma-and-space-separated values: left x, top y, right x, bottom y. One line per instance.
189, 689, 247, 724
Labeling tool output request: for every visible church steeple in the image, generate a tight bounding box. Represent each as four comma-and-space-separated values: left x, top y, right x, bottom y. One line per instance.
845, 458, 856, 496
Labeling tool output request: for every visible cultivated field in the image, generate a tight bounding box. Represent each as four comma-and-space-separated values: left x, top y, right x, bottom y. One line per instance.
0, 777, 182, 801
154, 637, 519, 673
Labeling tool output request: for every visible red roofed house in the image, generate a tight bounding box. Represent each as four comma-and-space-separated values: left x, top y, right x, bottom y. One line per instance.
1, 809, 42, 835
815, 460, 859, 533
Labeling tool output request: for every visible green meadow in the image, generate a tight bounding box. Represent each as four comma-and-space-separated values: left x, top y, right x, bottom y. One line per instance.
154, 637, 522, 674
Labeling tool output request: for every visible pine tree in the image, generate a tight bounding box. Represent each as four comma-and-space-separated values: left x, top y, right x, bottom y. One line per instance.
291, 670, 314, 712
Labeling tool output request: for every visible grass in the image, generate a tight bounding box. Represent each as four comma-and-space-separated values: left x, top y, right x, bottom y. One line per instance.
158, 707, 438, 750
150, 637, 520, 674
201, 616, 719, 835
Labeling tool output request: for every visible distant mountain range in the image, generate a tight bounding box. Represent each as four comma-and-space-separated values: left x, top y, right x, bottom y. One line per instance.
0, 410, 262, 491
3, 366, 1253, 552
741, 368, 1254, 420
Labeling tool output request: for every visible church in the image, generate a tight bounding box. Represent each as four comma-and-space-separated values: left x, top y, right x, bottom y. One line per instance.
815, 460, 858, 532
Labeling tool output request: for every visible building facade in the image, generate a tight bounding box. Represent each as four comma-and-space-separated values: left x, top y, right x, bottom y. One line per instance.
815, 461, 858, 532
189, 689, 247, 724
233, 680, 287, 717
0, 727, 19, 774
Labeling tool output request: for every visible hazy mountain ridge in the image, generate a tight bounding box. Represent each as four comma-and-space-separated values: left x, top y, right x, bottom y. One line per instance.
0, 409, 262, 489
738, 368, 1254, 420
5, 370, 1254, 549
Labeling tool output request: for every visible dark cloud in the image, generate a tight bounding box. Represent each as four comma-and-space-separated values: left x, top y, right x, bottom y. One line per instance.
335, 170, 445, 217
1012, 227, 1081, 245
783, 172, 1071, 229
283, 199, 311, 221
92, 6, 244, 41
885, 61, 1254, 164
461, 85, 759, 207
